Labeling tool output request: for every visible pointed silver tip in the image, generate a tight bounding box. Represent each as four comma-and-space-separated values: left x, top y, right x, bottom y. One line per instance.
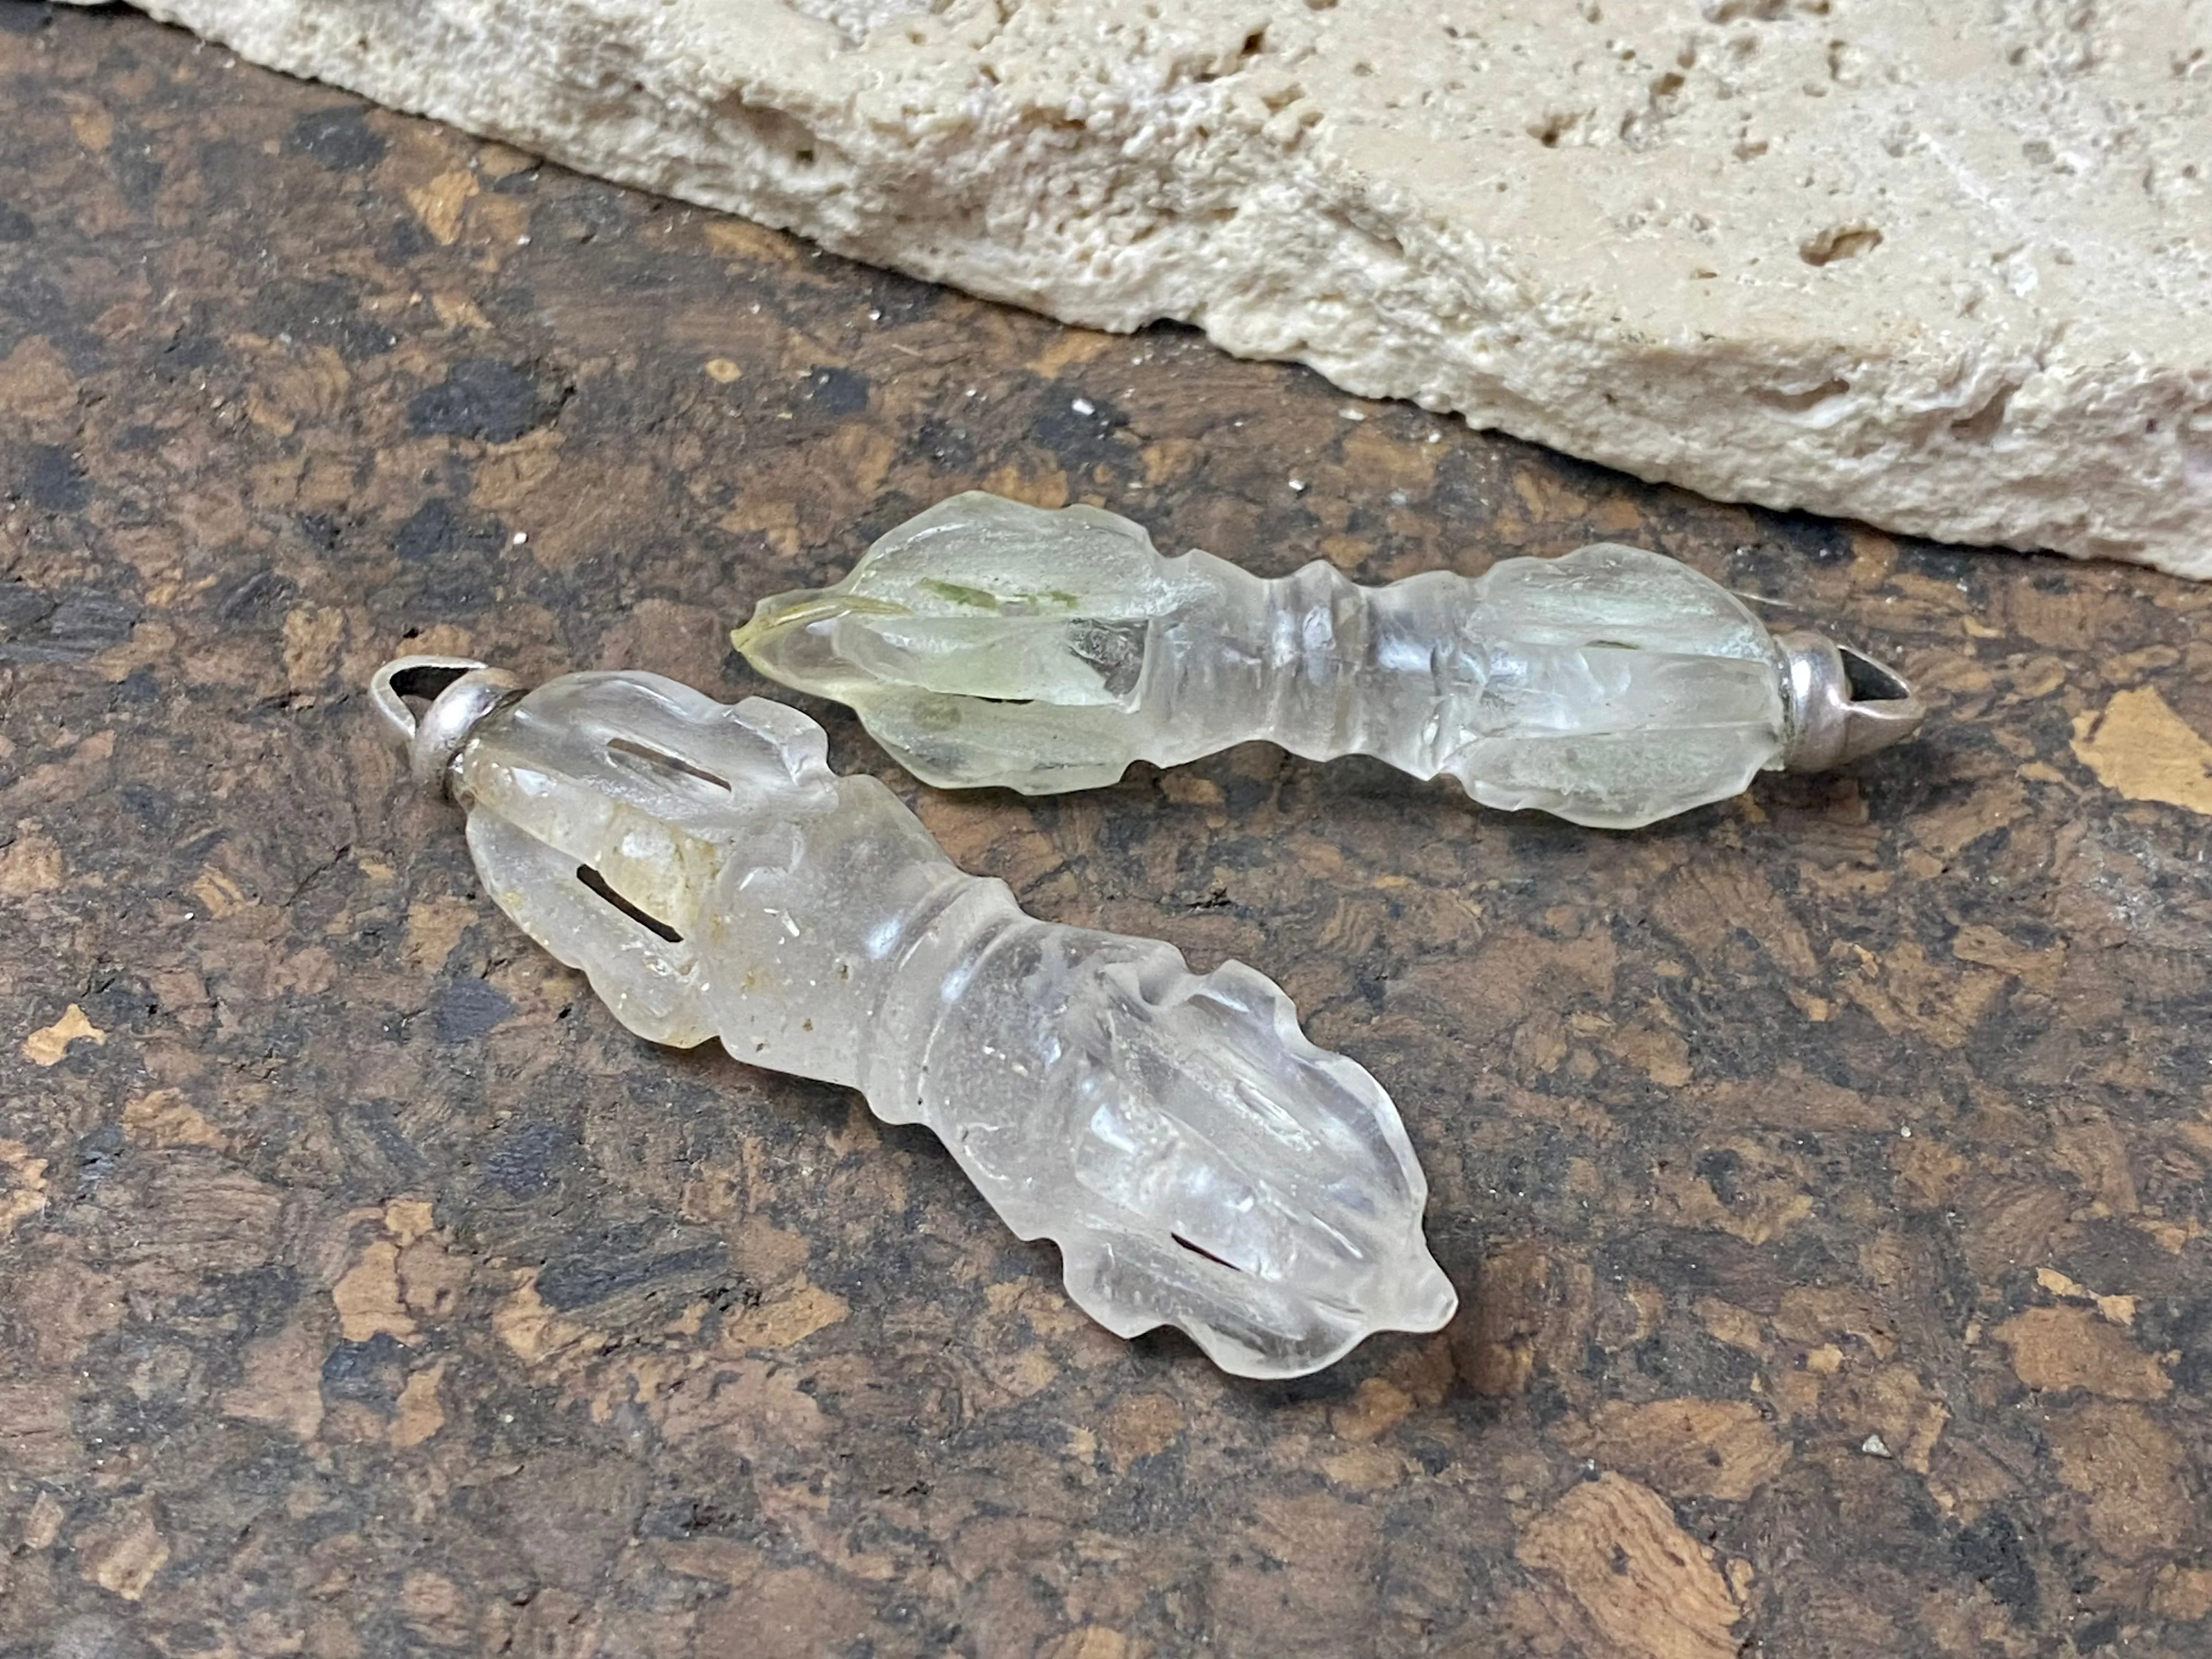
369, 655, 526, 797
1776, 630, 1926, 774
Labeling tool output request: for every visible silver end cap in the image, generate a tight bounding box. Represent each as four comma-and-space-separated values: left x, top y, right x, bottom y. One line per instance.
1776, 631, 1926, 774
369, 656, 526, 798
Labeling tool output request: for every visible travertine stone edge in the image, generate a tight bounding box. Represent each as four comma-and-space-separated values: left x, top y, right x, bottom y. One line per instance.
83, 0, 2212, 575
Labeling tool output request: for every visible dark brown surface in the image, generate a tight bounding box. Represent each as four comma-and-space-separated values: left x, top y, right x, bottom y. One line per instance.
6, 5, 2212, 1656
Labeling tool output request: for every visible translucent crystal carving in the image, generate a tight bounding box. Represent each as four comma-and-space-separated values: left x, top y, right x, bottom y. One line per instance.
376, 663, 1456, 1379
736, 493, 1922, 829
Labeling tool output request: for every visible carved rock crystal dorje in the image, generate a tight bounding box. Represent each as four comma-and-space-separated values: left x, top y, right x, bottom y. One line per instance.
373, 659, 1457, 1378
737, 492, 1923, 828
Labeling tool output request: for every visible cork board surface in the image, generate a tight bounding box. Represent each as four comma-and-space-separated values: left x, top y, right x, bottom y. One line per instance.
6, 6, 2212, 1656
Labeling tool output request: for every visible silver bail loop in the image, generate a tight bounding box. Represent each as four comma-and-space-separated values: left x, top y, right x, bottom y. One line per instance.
369, 655, 527, 798
1776, 631, 1926, 774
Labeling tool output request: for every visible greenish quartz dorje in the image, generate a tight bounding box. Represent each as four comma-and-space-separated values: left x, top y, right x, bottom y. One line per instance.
736, 492, 1922, 829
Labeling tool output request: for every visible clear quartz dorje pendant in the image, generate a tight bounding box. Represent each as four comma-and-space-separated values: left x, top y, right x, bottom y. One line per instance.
735, 492, 1927, 830
370, 657, 1457, 1379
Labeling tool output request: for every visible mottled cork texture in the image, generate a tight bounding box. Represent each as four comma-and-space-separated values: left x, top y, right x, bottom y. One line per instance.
4, 6, 2212, 1657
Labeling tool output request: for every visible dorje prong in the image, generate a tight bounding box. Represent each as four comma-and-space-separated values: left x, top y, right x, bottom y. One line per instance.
1775, 631, 1926, 775
369, 654, 527, 798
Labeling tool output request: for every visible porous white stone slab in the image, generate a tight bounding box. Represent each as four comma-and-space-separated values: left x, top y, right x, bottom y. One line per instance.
102, 0, 2212, 573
